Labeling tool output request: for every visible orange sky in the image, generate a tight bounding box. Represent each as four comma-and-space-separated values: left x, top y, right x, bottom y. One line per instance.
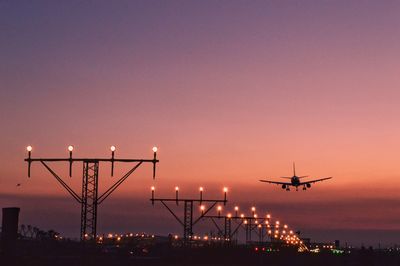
1, 1, 400, 244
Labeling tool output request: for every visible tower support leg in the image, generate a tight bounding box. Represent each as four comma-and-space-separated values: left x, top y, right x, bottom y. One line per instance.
183, 200, 193, 246
80, 161, 99, 241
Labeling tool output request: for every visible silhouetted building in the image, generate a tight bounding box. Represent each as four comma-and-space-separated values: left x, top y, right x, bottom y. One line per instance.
1, 207, 20, 255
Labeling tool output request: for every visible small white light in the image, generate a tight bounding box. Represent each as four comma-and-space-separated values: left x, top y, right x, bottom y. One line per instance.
68, 145, 74, 152
223, 187, 228, 193
199, 187, 203, 191
26, 146, 32, 152
152, 146, 158, 152
175, 186, 179, 191
111, 146, 116, 152
151, 186, 155, 191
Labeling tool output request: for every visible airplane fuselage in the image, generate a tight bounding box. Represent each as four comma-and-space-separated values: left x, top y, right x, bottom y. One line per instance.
291, 176, 300, 186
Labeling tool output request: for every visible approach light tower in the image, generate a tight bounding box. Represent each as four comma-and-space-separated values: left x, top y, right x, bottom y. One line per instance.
25, 145, 159, 241
151, 186, 228, 246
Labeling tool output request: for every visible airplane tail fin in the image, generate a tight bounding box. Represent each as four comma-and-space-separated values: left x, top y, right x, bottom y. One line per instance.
293, 162, 296, 176
293, 163, 307, 178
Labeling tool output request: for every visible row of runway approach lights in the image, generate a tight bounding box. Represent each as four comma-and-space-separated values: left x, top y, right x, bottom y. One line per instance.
26, 145, 158, 177
150, 186, 302, 246
151, 186, 228, 205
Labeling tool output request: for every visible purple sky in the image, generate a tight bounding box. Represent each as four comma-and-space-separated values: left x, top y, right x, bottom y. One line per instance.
1, 1, 400, 246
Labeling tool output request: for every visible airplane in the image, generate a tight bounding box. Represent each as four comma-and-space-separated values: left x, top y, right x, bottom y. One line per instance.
259, 163, 332, 191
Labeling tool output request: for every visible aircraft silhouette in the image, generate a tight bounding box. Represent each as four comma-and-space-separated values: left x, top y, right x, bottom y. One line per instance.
259, 163, 332, 191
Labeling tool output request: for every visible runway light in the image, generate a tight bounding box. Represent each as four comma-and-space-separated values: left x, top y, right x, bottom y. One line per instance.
200, 205, 205, 211
26, 146, 32, 152
111, 146, 116, 152
151, 186, 155, 191
68, 145, 74, 152
199, 187, 203, 191
152, 146, 158, 152
266, 214, 271, 219
251, 206, 256, 212
217, 206, 222, 211
234, 206, 239, 211
175, 186, 179, 191
223, 187, 228, 193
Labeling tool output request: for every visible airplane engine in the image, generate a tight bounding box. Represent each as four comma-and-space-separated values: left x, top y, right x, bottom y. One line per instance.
282, 184, 286, 189
306, 183, 311, 188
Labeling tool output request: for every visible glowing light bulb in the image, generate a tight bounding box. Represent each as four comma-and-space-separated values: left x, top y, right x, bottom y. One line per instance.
200, 205, 205, 211
151, 186, 155, 191
111, 146, 116, 152
217, 206, 222, 211
199, 187, 203, 191
152, 146, 158, 152
68, 145, 74, 152
223, 187, 228, 193
175, 186, 179, 191
26, 146, 32, 152
251, 207, 256, 212
234, 206, 239, 211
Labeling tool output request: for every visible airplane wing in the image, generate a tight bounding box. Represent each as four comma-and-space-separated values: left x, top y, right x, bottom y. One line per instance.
299, 177, 332, 185
259, 179, 291, 186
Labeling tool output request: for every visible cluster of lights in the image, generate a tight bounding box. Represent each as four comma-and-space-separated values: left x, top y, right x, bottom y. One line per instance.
171, 234, 230, 242
97, 232, 155, 243
192, 204, 304, 249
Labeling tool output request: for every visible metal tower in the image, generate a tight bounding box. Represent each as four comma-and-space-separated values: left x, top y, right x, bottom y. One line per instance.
25, 145, 159, 241
151, 186, 228, 246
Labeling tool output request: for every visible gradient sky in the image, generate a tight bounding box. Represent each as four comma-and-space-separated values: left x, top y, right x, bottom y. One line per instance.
1, 1, 400, 246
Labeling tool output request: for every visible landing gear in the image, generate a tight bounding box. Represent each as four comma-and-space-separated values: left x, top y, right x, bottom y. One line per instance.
296, 187, 298, 191
302, 186, 307, 191
286, 187, 290, 191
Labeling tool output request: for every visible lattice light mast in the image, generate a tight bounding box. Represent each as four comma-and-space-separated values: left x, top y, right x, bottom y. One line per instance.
25, 145, 159, 241
151, 186, 228, 246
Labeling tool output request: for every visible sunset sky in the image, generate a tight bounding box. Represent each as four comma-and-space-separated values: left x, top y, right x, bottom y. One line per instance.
1, 1, 400, 246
